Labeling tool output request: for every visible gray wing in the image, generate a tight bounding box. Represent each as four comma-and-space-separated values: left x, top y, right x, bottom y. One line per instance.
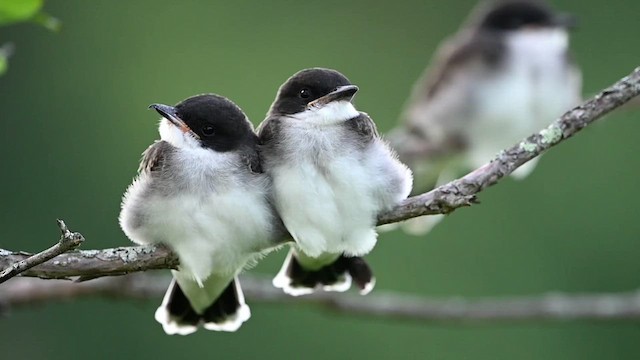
419, 31, 503, 101
241, 142, 263, 174
120, 140, 175, 235
138, 140, 174, 174
345, 112, 379, 145
256, 116, 284, 165
392, 31, 503, 158
257, 117, 281, 147
348, 113, 413, 210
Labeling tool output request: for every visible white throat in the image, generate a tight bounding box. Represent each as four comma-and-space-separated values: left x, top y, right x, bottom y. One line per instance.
291, 101, 359, 125
158, 118, 200, 149
506, 28, 569, 59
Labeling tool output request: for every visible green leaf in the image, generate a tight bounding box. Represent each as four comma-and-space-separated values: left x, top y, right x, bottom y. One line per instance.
0, 0, 43, 26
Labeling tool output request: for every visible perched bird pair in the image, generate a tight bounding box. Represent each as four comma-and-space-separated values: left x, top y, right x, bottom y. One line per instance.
119, 68, 412, 335
119, 0, 582, 335
389, 0, 582, 234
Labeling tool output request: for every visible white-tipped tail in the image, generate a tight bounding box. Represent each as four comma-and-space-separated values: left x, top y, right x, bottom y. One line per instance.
202, 280, 251, 332
359, 277, 376, 295
273, 249, 368, 296
154, 275, 251, 335
154, 280, 199, 336
203, 304, 251, 332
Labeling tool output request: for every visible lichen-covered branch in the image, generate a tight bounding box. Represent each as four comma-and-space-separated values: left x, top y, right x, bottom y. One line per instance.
0, 245, 178, 280
0, 67, 639, 281
4, 274, 640, 322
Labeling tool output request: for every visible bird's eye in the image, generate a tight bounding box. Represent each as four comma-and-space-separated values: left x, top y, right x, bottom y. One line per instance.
299, 88, 311, 99
202, 125, 215, 136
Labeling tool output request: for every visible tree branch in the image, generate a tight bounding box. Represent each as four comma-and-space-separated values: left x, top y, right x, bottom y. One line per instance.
0, 67, 639, 281
0, 245, 178, 280
0, 220, 84, 284
3, 274, 640, 322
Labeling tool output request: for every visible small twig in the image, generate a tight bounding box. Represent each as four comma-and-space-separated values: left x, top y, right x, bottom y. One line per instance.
0, 220, 84, 284
3, 274, 640, 322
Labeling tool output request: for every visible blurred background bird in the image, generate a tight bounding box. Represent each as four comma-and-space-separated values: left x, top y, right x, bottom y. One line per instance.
388, 0, 582, 234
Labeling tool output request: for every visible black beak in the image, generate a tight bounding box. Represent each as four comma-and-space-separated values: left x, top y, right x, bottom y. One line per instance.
308, 85, 359, 108
149, 103, 199, 138
553, 12, 578, 29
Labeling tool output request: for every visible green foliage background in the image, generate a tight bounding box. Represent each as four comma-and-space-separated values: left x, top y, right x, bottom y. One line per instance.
2, 1, 640, 359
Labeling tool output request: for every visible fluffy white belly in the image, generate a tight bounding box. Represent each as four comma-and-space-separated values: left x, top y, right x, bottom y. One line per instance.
273, 158, 378, 258
468, 29, 579, 168
124, 188, 272, 283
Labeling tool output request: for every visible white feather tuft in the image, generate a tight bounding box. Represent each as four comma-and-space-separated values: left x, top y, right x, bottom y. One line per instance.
158, 118, 201, 149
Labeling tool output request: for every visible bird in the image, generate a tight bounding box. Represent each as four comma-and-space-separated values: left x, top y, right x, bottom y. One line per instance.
119, 94, 284, 335
258, 68, 413, 296
388, 0, 582, 233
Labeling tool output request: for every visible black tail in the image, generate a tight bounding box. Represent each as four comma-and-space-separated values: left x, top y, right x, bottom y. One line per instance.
201, 279, 250, 331
155, 277, 250, 335
343, 256, 376, 294
273, 250, 375, 296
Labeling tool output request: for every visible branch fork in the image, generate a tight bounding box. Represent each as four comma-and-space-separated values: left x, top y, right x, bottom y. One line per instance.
0, 220, 84, 284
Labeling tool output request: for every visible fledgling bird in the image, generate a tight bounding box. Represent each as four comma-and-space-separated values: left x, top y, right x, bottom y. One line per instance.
258, 68, 413, 296
389, 0, 582, 233
119, 94, 283, 335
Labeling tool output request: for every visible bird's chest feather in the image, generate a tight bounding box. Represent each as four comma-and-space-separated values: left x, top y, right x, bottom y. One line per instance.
277, 124, 371, 194
477, 30, 576, 124
271, 124, 380, 253
470, 29, 579, 156
153, 186, 272, 280
124, 148, 274, 280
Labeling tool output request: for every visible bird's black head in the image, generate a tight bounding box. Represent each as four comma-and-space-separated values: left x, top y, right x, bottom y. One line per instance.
268, 68, 359, 116
478, 0, 575, 31
150, 94, 255, 152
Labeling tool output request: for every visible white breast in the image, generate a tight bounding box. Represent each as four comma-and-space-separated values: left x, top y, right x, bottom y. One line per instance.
468, 28, 581, 170
120, 147, 275, 284
270, 113, 410, 258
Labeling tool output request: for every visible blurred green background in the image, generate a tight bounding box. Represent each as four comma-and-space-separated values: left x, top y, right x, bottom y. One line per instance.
2, 0, 640, 359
